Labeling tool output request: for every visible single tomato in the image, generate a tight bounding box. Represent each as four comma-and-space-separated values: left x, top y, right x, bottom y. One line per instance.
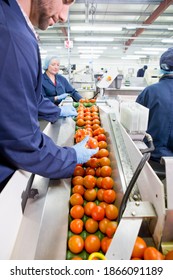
105, 204, 118, 220
84, 188, 97, 201
144, 247, 165, 260
106, 221, 118, 238
70, 219, 84, 234
100, 166, 112, 177
97, 188, 105, 201
83, 175, 97, 189
73, 165, 85, 177
97, 148, 109, 158
97, 134, 107, 142
72, 176, 84, 186
70, 193, 84, 206
101, 236, 112, 253
101, 177, 114, 189
131, 236, 147, 259
165, 250, 173, 260
103, 189, 117, 203
68, 235, 84, 254
91, 205, 105, 221
99, 218, 110, 234
98, 141, 108, 149
85, 218, 99, 233
72, 185, 85, 196
87, 137, 98, 149
84, 201, 96, 216
85, 167, 96, 176
70, 205, 84, 219
85, 234, 101, 254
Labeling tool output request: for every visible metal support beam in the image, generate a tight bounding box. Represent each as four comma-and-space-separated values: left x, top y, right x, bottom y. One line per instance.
125, 0, 173, 49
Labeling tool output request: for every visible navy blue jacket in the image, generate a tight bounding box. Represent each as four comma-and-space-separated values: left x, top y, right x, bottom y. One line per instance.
136, 75, 173, 161
137, 68, 145, 77
0, 0, 77, 185
42, 72, 82, 104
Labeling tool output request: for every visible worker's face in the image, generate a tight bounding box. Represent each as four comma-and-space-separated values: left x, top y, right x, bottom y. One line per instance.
30, 0, 75, 30
47, 59, 60, 75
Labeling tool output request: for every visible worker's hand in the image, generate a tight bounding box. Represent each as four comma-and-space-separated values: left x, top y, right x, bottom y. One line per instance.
58, 93, 69, 101
72, 136, 99, 164
60, 105, 77, 117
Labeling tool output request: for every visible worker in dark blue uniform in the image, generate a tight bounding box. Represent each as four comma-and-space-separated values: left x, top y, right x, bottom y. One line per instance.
42, 56, 82, 105
137, 65, 148, 77
136, 48, 173, 162
0, 0, 98, 190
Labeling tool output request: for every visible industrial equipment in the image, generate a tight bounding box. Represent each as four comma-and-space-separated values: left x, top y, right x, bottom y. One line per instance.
0, 100, 172, 260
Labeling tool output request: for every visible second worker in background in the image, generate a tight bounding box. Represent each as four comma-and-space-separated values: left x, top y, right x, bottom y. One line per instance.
42, 56, 82, 105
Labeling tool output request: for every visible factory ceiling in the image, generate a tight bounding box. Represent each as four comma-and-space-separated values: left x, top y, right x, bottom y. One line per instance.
36, 0, 173, 63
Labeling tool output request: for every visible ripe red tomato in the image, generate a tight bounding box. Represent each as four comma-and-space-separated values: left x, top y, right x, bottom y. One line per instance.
72, 176, 84, 186
91, 205, 105, 221
97, 134, 107, 142
85, 218, 99, 233
73, 166, 85, 177
99, 218, 110, 234
106, 221, 118, 238
76, 118, 85, 127
68, 235, 84, 254
90, 105, 99, 113
84, 188, 97, 201
70, 193, 84, 206
99, 157, 111, 167
99, 201, 108, 210
131, 236, 147, 259
105, 204, 118, 220
165, 250, 173, 260
96, 177, 103, 188
95, 167, 101, 177
98, 141, 108, 149
97, 188, 105, 201
87, 137, 98, 149
93, 127, 105, 136
70, 205, 84, 219
85, 167, 95, 176
83, 175, 97, 189
92, 119, 100, 125
100, 166, 112, 177
92, 124, 100, 131
101, 236, 112, 253
86, 157, 99, 168
97, 148, 109, 158
70, 219, 84, 234
84, 201, 96, 216
85, 234, 101, 254
72, 185, 85, 196
103, 189, 117, 203
101, 177, 114, 189
144, 247, 165, 260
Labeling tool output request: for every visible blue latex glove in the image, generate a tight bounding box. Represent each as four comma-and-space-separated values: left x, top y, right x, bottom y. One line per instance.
58, 93, 69, 101
72, 136, 99, 164
60, 105, 77, 117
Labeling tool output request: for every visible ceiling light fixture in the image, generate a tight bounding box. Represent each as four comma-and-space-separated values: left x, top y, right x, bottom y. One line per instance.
71, 25, 122, 32
77, 46, 107, 49
161, 38, 173, 43
135, 51, 159, 55
80, 55, 100, 59
142, 47, 167, 51
74, 37, 114, 42
78, 50, 104, 54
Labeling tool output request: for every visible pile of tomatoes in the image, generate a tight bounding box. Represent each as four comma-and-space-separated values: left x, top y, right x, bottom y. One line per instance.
66, 101, 119, 260
66, 100, 173, 260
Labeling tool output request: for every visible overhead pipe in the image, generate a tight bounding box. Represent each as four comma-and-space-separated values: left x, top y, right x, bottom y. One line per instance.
125, 0, 173, 50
